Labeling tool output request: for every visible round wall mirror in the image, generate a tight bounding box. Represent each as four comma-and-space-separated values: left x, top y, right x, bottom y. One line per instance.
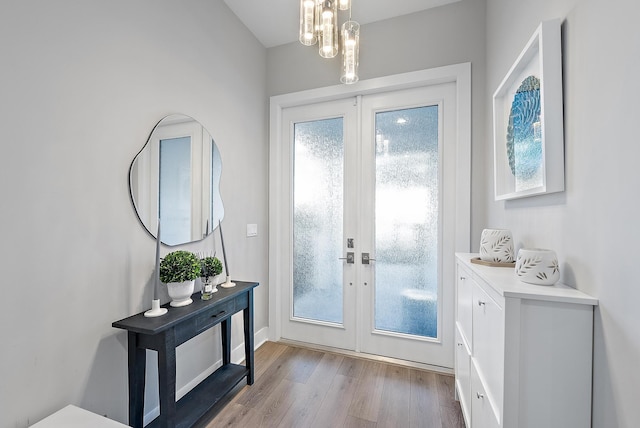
129, 114, 224, 246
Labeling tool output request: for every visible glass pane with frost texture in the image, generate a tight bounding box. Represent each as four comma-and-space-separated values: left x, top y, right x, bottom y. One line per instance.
160, 136, 192, 246
293, 118, 344, 324
374, 106, 439, 338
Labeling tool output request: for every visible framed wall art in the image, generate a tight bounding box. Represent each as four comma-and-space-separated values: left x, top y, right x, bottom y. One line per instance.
493, 19, 564, 200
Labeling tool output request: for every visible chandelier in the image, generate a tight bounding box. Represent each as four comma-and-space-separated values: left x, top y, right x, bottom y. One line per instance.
299, 0, 360, 84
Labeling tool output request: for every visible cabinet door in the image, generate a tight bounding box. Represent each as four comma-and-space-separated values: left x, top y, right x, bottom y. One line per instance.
456, 263, 473, 348
472, 282, 504, 421
471, 360, 500, 428
455, 325, 471, 426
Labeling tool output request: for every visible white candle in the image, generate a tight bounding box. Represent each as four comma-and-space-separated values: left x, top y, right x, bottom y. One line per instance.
154, 219, 161, 300
219, 220, 229, 277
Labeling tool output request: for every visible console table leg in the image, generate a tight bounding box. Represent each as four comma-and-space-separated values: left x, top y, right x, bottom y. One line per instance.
128, 332, 146, 428
244, 291, 255, 385
158, 330, 177, 428
221, 318, 231, 365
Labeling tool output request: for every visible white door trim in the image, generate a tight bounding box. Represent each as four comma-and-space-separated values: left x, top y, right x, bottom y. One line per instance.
269, 63, 472, 343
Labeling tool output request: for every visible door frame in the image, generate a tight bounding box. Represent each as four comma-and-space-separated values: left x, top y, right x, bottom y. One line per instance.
269, 63, 471, 349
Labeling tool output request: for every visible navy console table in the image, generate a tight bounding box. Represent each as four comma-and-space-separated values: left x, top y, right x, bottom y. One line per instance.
112, 281, 258, 428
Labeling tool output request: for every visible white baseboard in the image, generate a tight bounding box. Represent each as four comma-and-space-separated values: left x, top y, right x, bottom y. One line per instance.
143, 326, 269, 425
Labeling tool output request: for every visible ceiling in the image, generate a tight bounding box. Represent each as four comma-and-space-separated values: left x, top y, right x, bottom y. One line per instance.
223, 0, 462, 48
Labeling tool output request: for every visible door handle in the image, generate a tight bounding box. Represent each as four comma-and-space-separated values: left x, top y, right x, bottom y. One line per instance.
361, 253, 376, 264
339, 252, 355, 264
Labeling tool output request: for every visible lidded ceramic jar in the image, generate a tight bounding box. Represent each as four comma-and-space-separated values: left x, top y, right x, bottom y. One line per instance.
479, 229, 515, 263
515, 248, 560, 285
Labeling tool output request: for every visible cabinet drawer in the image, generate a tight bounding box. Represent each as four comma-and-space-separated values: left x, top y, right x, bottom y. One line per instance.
471, 360, 500, 428
472, 282, 504, 419
456, 263, 474, 348
195, 299, 236, 333
455, 325, 471, 426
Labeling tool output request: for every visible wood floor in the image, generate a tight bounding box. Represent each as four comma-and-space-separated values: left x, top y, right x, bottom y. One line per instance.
199, 341, 466, 428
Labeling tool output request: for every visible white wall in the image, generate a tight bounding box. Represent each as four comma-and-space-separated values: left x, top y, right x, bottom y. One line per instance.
267, 0, 487, 248
0, 1, 268, 426
485, 0, 640, 426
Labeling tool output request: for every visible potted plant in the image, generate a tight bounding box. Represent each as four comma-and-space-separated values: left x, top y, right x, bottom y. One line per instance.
200, 256, 223, 300
160, 250, 201, 307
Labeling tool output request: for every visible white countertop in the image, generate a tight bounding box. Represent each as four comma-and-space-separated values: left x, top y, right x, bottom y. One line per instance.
456, 253, 598, 306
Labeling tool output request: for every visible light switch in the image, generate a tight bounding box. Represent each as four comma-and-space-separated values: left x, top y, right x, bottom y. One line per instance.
246, 223, 258, 237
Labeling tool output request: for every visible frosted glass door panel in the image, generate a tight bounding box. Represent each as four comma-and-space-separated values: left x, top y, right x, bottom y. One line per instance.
160, 136, 192, 245
293, 118, 344, 324
374, 106, 439, 337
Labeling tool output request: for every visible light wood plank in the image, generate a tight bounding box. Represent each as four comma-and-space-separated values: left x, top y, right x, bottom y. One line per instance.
440, 405, 466, 428
204, 342, 465, 428
343, 415, 378, 428
279, 352, 347, 427
436, 372, 458, 409
409, 368, 442, 428
253, 341, 288, 378
285, 347, 325, 384
436, 373, 466, 428
347, 360, 386, 422
252, 378, 308, 427
234, 346, 300, 408
377, 364, 411, 427
338, 355, 367, 378
310, 374, 358, 428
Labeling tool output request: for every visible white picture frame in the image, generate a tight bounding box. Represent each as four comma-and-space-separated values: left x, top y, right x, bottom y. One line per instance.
493, 19, 564, 200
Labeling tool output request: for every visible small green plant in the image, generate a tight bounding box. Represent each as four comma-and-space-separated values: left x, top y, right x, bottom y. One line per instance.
159, 250, 201, 283
200, 256, 223, 280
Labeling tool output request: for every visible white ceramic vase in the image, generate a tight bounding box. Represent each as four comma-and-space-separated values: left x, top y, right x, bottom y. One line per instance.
167, 280, 195, 307
515, 248, 560, 285
479, 229, 515, 263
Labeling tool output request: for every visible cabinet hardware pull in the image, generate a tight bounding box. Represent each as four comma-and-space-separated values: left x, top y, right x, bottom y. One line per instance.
211, 311, 226, 318
478, 301, 486, 306
460, 276, 466, 280
477, 392, 484, 399
457, 342, 463, 347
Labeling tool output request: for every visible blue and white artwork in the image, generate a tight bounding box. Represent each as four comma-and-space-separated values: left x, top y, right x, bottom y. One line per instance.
506, 75, 542, 191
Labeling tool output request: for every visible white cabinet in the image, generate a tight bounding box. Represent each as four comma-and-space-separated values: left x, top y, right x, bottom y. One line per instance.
471, 278, 503, 424
454, 253, 598, 428
455, 325, 471, 425
471, 360, 500, 428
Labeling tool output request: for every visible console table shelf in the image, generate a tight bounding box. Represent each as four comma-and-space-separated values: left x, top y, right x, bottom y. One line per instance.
113, 281, 258, 428
147, 364, 247, 428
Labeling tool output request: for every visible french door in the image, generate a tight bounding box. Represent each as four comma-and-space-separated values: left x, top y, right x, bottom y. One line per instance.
272, 71, 468, 369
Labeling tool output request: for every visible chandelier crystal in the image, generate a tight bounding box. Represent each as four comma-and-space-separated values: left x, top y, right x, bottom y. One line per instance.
299, 0, 317, 45
299, 0, 360, 84
338, 0, 350, 11
340, 20, 359, 84
319, 0, 338, 58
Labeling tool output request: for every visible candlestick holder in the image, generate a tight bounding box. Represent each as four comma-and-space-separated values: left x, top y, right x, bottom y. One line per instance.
144, 299, 168, 317
220, 275, 236, 288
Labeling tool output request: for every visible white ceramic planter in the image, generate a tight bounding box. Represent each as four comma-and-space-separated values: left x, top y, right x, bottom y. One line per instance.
479, 229, 515, 263
167, 280, 195, 307
515, 248, 560, 285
